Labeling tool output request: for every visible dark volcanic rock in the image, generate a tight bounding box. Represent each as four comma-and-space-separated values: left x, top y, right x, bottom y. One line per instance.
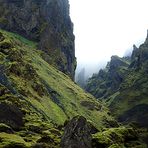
0, 102, 24, 130
61, 116, 92, 148
0, 32, 5, 42
0, 0, 76, 79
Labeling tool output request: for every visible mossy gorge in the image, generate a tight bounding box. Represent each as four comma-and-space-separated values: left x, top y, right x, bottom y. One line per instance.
0, 0, 148, 148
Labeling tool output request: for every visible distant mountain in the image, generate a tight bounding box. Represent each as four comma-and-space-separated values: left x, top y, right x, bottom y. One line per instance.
75, 68, 87, 88
86, 55, 130, 98
85, 33, 148, 129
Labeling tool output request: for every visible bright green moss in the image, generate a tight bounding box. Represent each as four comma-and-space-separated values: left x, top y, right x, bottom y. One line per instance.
0, 133, 29, 147
0, 29, 37, 48
92, 127, 145, 148
108, 144, 125, 148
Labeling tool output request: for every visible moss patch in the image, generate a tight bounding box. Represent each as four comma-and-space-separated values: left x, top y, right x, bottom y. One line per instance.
92, 127, 146, 148
0, 133, 29, 148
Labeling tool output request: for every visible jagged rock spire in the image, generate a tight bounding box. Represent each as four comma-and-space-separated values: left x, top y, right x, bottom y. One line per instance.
131, 44, 139, 60
144, 29, 148, 44
133, 44, 138, 50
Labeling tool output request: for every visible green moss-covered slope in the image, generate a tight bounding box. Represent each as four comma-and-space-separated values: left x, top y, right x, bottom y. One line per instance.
0, 0, 76, 79
92, 127, 146, 148
0, 30, 114, 147
109, 43, 148, 128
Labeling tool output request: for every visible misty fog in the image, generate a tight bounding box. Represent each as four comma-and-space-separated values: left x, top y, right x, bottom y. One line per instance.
69, 0, 148, 81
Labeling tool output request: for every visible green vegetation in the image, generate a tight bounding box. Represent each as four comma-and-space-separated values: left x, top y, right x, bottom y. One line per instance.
0, 133, 29, 148
0, 30, 114, 147
92, 127, 146, 148
1, 28, 147, 147
85, 56, 130, 99
85, 36, 148, 147
86, 44, 148, 128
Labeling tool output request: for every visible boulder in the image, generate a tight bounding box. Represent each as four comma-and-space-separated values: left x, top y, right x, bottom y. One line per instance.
61, 116, 92, 148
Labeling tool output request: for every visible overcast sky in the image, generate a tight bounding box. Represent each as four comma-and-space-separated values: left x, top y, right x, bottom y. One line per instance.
69, 0, 148, 77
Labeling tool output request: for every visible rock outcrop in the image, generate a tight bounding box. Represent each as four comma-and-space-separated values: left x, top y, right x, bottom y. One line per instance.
0, 0, 76, 79
61, 116, 146, 148
61, 116, 92, 148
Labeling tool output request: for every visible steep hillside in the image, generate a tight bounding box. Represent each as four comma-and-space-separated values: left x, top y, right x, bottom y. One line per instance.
0, 30, 116, 147
86, 56, 130, 99
0, 0, 76, 79
109, 41, 148, 128
0, 1, 147, 147
85, 36, 148, 129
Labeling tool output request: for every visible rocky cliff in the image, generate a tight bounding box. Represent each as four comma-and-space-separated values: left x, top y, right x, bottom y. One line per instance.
85, 32, 148, 130
0, 0, 76, 79
86, 56, 130, 99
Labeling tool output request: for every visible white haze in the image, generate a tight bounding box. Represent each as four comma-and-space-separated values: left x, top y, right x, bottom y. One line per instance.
69, 0, 148, 79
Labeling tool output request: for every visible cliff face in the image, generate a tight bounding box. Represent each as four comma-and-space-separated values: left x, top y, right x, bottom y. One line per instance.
0, 0, 76, 79
85, 56, 130, 99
